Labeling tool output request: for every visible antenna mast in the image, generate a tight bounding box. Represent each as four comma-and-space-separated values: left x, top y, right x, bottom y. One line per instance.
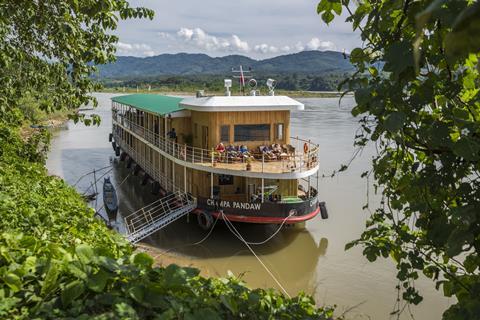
232, 65, 253, 95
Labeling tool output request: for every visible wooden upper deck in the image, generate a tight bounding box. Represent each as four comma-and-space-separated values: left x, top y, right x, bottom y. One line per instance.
111, 94, 319, 179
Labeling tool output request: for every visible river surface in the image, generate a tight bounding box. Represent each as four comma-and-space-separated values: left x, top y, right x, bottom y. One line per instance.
46, 92, 451, 319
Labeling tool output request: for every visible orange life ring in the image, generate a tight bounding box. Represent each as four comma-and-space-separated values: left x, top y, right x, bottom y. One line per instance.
303, 142, 309, 154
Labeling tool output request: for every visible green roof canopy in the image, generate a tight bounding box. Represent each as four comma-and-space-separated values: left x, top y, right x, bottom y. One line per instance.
111, 94, 184, 116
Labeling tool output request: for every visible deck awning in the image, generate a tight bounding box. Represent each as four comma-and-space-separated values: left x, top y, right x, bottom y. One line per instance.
111, 94, 184, 116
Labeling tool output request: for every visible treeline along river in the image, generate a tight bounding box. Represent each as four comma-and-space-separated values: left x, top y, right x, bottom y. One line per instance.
46, 93, 451, 319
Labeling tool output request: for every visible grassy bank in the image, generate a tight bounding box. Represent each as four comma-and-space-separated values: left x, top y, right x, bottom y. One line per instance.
0, 123, 335, 319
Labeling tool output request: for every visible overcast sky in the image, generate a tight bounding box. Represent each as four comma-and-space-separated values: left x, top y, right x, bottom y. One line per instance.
114, 0, 361, 59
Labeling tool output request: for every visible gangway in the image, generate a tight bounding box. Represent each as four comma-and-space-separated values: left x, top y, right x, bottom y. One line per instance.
124, 191, 197, 244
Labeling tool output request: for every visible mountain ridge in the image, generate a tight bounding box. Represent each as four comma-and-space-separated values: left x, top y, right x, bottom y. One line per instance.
97, 50, 353, 79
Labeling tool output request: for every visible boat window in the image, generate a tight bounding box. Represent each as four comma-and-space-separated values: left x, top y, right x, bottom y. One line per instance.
275, 123, 284, 140
220, 125, 230, 142
194, 123, 198, 138
234, 124, 270, 142
219, 174, 234, 185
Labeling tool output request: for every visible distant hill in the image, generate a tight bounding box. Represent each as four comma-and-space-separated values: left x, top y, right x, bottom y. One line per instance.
97, 51, 353, 79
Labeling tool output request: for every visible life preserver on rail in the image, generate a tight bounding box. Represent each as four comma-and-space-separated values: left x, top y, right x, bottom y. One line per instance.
197, 211, 213, 230
303, 142, 309, 154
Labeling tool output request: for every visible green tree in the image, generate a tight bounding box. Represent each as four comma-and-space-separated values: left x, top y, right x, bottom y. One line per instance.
317, 0, 480, 318
0, 0, 154, 126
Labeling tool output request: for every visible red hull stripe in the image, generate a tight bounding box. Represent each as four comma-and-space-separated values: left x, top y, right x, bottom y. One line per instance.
193, 207, 320, 224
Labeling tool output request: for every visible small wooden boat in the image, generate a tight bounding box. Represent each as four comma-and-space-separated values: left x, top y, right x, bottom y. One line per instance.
103, 177, 118, 216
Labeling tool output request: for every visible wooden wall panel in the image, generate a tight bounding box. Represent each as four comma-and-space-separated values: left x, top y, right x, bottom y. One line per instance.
190, 110, 290, 150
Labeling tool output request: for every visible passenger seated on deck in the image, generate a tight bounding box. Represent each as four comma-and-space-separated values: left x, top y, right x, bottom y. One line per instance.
215, 143, 226, 161
215, 142, 225, 153
226, 145, 243, 162
272, 143, 282, 155
167, 128, 177, 143
239, 145, 248, 154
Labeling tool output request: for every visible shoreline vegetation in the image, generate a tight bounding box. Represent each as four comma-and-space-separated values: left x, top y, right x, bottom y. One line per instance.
0, 91, 336, 318
0, 122, 336, 319
100, 87, 349, 98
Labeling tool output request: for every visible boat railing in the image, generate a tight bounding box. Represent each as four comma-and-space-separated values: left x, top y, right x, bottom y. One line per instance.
113, 132, 181, 193
124, 190, 197, 242
113, 113, 319, 174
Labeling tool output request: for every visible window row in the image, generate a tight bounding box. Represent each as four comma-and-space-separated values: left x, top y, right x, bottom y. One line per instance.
219, 123, 284, 142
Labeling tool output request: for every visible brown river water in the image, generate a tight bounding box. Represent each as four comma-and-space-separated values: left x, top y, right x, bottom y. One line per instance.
46, 92, 451, 319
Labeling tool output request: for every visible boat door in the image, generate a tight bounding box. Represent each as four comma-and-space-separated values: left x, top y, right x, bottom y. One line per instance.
202, 126, 209, 149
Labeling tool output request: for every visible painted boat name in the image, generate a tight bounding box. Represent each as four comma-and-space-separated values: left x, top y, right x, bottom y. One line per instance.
206, 199, 261, 210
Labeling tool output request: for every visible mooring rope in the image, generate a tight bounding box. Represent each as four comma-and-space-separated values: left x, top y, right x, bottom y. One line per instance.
83, 167, 113, 196
192, 213, 221, 245
220, 211, 292, 299
73, 165, 113, 187
238, 212, 294, 246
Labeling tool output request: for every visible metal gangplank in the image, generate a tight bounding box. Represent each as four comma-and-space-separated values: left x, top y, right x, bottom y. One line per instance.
124, 191, 197, 244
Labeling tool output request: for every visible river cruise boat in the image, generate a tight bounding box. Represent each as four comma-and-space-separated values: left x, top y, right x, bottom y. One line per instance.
110, 76, 327, 231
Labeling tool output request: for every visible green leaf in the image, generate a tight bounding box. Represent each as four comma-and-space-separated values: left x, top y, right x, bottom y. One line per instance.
453, 137, 480, 161
128, 285, 145, 303
220, 295, 238, 315
384, 112, 406, 132
3, 273, 22, 292
192, 308, 222, 320
164, 264, 188, 287
87, 269, 109, 293
321, 11, 335, 24
41, 262, 59, 296
131, 252, 153, 268
61, 280, 85, 306
157, 309, 176, 320
384, 41, 414, 76
445, 2, 480, 61
75, 244, 95, 264
344, 241, 356, 251
354, 87, 371, 105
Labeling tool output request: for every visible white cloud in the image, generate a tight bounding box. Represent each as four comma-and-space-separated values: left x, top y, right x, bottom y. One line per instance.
116, 42, 155, 57
231, 35, 250, 52
157, 28, 338, 56
143, 50, 156, 57
254, 43, 279, 54
158, 32, 173, 39
177, 27, 250, 53
305, 37, 336, 51
294, 42, 305, 51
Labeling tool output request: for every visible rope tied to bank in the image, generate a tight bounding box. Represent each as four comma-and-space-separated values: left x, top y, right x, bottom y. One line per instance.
220, 211, 292, 299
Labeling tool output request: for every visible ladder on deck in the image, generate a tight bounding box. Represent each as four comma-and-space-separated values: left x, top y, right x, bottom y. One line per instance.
124, 191, 197, 244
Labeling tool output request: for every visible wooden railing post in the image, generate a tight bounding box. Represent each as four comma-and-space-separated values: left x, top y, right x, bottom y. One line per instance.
262, 152, 264, 173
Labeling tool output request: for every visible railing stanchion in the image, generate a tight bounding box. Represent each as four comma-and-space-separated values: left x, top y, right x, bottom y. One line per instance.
262, 152, 264, 173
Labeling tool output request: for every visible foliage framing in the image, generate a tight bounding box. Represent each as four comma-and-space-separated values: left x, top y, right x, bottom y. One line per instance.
0, 1, 334, 318
317, 0, 480, 318
0, 0, 153, 125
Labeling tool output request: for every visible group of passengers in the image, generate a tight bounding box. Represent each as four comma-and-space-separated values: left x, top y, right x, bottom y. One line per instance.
214, 142, 291, 162
215, 143, 251, 162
